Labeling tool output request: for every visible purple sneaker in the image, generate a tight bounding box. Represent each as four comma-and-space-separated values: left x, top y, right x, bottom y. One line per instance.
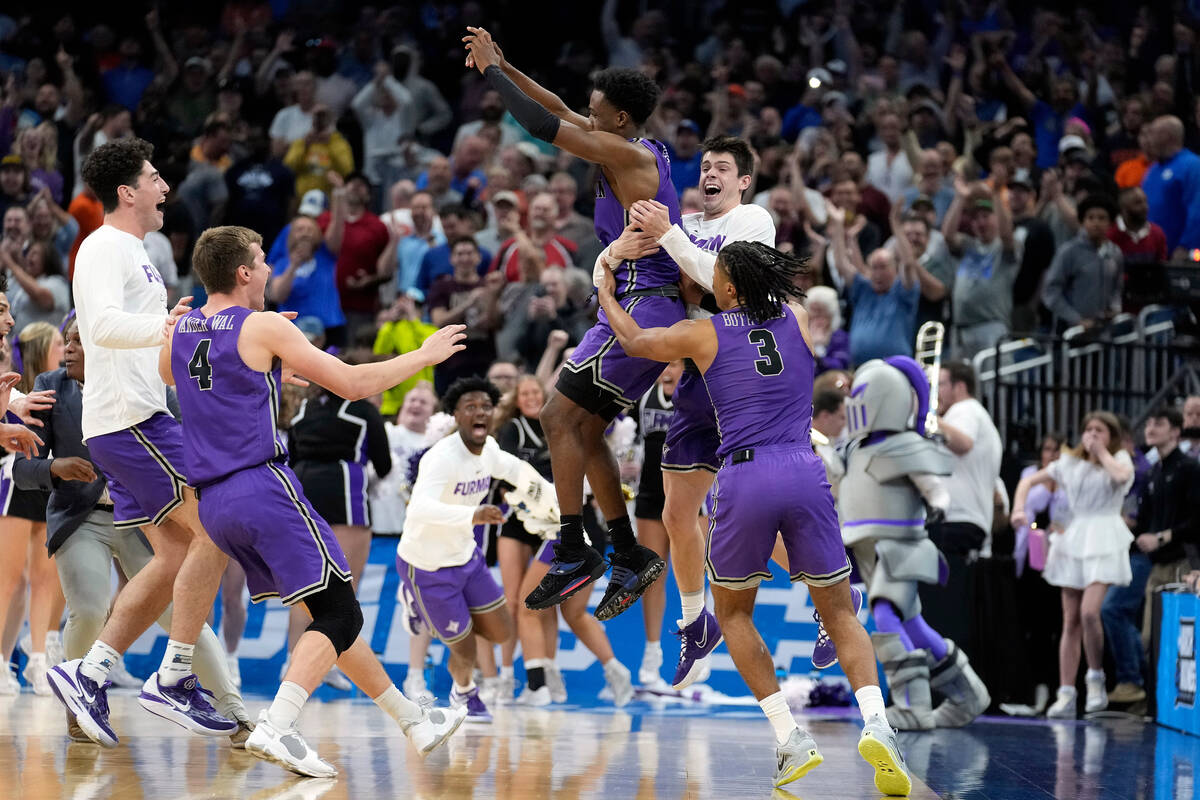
811, 586, 864, 670
671, 608, 724, 690
450, 686, 493, 723
46, 659, 118, 748
138, 673, 238, 736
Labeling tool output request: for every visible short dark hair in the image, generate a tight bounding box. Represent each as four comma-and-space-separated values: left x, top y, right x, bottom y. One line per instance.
82, 137, 154, 213
701, 135, 754, 178
943, 360, 976, 396
1076, 193, 1117, 224
442, 376, 501, 414
592, 68, 661, 126
439, 202, 468, 219
813, 388, 845, 417
448, 235, 479, 253
192, 225, 264, 295
1150, 405, 1184, 430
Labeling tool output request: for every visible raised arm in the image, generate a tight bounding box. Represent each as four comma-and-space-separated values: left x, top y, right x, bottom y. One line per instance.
824, 200, 858, 285
464, 30, 645, 170
942, 174, 970, 253
245, 312, 466, 401
889, 201, 918, 290
998, 58, 1037, 111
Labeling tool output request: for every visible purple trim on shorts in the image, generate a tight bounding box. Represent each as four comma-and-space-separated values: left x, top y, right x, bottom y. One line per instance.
842, 518, 925, 527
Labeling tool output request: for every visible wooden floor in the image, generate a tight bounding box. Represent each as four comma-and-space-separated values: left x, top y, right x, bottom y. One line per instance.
1, 691, 941, 799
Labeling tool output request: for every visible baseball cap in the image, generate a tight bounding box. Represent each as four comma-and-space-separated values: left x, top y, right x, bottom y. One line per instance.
298, 189, 327, 217
909, 98, 941, 117
0, 154, 23, 169
973, 198, 995, 212
491, 190, 520, 208
1010, 168, 1035, 190
1064, 149, 1091, 165
677, 119, 701, 135
910, 194, 935, 211
184, 56, 212, 74
806, 68, 833, 89
1057, 134, 1087, 155
727, 83, 747, 98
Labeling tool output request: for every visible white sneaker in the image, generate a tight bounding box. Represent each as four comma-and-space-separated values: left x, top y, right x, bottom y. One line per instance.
1046, 686, 1078, 719
603, 660, 634, 707
1085, 675, 1108, 713
478, 676, 500, 705
401, 704, 468, 755
1, 664, 20, 696
322, 667, 352, 691
545, 663, 568, 704
402, 675, 434, 705
107, 657, 143, 689
245, 711, 336, 777
23, 653, 52, 695
226, 654, 241, 690
496, 672, 516, 705
516, 685, 551, 706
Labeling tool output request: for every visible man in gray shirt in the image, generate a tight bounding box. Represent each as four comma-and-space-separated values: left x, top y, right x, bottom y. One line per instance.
942, 176, 1018, 360
1041, 194, 1123, 332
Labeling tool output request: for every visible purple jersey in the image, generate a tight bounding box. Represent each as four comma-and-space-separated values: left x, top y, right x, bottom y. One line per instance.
594, 138, 682, 293
171, 306, 287, 487
704, 304, 814, 458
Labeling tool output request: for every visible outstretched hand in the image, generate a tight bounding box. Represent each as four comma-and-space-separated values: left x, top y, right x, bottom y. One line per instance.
419, 324, 468, 365
463, 27, 503, 73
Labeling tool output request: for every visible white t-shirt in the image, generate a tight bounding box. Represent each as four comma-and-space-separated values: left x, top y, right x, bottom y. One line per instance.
661, 202, 777, 292
942, 398, 1002, 533
269, 105, 314, 145
397, 433, 549, 571
73, 224, 170, 441
142, 230, 179, 294
368, 423, 426, 535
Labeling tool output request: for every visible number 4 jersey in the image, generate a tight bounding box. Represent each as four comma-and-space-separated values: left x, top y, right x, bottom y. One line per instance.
704, 304, 815, 459
171, 306, 288, 487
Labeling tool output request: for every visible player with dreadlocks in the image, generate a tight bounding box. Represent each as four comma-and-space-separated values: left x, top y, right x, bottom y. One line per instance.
595, 240, 911, 795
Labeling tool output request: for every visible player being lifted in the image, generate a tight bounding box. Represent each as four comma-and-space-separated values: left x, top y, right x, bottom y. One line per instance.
463, 27, 681, 620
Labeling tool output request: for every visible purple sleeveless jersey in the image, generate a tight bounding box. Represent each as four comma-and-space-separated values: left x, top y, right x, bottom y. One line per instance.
594, 138, 682, 293
704, 304, 814, 458
171, 306, 288, 487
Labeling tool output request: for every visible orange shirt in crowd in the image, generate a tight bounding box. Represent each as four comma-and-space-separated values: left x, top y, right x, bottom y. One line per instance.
67, 190, 104, 280
1115, 154, 1150, 189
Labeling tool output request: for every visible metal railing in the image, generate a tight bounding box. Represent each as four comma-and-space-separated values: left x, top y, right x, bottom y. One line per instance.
972, 306, 1200, 451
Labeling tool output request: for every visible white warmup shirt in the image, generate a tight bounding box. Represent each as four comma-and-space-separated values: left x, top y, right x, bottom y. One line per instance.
398, 433, 551, 571
368, 422, 426, 535
72, 224, 170, 441
661, 203, 777, 292
942, 397, 1003, 534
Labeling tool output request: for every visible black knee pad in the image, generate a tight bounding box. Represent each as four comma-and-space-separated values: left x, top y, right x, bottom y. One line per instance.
303, 577, 363, 655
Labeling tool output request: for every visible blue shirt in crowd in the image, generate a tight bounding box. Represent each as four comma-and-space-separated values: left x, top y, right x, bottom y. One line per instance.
1142, 148, 1200, 254
848, 274, 920, 367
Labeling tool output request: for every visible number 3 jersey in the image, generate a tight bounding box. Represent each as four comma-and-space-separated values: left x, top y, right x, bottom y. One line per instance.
171, 306, 288, 487
705, 304, 815, 459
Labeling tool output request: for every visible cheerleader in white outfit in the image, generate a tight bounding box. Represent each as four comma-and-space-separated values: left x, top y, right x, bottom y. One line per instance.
1012, 411, 1134, 718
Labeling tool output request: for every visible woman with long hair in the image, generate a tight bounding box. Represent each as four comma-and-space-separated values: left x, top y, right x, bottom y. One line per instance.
0, 321, 65, 694
488, 375, 554, 702
15, 123, 64, 205
1012, 412, 1134, 718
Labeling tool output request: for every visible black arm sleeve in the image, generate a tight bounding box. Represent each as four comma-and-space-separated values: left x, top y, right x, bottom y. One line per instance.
496, 419, 520, 456
483, 65, 561, 144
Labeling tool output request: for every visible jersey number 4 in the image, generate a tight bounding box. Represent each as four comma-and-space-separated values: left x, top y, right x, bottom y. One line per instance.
188, 339, 213, 391
749, 329, 783, 376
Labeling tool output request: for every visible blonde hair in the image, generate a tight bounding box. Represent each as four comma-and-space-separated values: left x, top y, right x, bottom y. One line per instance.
17, 321, 59, 394
1066, 410, 1123, 460
491, 374, 543, 434
13, 124, 57, 173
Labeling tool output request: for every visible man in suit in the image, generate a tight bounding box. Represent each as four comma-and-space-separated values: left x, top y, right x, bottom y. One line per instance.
13, 319, 251, 744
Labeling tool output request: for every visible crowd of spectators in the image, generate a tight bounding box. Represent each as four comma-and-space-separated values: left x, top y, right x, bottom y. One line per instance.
2, 2, 1198, 391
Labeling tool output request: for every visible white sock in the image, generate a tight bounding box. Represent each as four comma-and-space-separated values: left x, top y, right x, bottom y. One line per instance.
643, 640, 662, 668
46, 630, 61, 649
1059, 684, 1077, 695
79, 641, 121, 683
500, 665, 514, 680
158, 640, 195, 686
1086, 669, 1104, 683
267, 681, 309, 731
374, 684, 423, 726
855, 685, 887, 721
759, 690, 799, 745
680, 590, 705, 625
454, 680, 476, 694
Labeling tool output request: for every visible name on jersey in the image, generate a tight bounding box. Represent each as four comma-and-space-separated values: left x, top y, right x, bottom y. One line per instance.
642, 408, 673, 433
688, 232, 726, 253
178, 314, 236, 334
453, 477, 490, 496
721, 310, 783, 327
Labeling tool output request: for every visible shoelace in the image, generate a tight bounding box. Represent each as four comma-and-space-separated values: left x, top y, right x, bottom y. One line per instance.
814, 622, 831, 651
608, 559, 637, 589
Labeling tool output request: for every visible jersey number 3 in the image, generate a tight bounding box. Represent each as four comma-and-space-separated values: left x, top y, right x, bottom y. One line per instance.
748, 329, 783, 376
188, 339, 213, 391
